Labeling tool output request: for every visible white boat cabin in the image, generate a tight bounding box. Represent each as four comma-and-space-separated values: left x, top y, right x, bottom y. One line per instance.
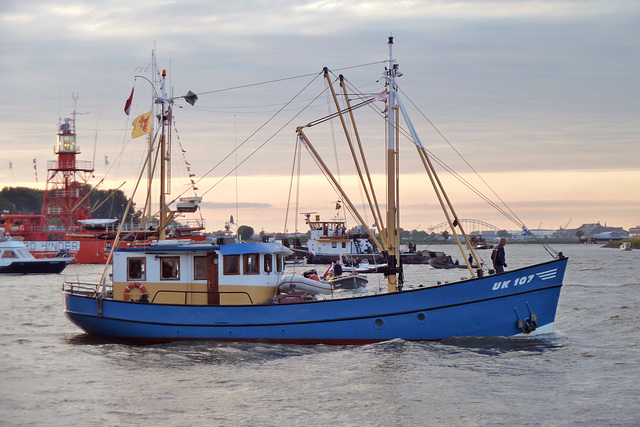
0, 239, 34, 261
111, 241, 292, 305
305, 214, 374, 257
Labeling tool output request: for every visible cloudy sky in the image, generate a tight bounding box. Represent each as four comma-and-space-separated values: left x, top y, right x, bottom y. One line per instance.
1, 0, 638, 234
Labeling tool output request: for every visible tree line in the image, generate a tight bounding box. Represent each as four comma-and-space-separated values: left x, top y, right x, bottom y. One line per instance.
0, 186, 139, 222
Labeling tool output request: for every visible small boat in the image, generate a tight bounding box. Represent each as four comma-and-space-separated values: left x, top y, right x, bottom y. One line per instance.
428, 255, 467, 269
77, 219, 119, 230
620, 242, 632, 251
469, 235, 493, 250
296, 264, 369, 291
339, 254, 386, 273
400, 249, 446, 264
278, 274, 333, 295
285, 257, 307, 266
327, 274, 368, 290
1, 236, 74, 274
62, 38, 567, 344
318, 261, 370, 290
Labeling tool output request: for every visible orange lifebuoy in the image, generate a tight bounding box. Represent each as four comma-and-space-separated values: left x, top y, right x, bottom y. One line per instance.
124, 282, 148, 301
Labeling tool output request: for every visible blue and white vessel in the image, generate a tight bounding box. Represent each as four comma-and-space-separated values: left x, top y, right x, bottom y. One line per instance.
63, 38, 568, 344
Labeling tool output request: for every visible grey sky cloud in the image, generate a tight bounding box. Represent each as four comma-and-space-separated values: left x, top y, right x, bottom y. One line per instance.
1, 0, 638, 230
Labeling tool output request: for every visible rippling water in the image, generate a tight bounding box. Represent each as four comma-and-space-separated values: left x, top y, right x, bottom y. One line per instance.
1, 244, 639, 426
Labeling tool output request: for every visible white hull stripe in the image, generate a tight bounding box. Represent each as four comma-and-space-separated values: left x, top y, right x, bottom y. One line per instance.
536, 268, 558, 280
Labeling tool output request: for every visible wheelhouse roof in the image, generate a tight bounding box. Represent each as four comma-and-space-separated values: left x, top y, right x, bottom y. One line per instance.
115, 242, 293, 255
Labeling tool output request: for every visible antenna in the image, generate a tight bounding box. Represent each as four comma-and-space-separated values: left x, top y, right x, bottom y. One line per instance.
71, 92, 79, 133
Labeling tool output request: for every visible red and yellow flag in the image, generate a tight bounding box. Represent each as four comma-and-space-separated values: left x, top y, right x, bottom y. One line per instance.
131, 112, 152, 139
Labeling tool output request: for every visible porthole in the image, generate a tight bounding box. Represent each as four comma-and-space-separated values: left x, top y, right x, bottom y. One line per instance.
417, 313, 426, 322
374, 318, 384, 328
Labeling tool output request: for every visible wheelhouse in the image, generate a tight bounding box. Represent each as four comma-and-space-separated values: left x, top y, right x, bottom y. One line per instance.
111, 242, 291, 306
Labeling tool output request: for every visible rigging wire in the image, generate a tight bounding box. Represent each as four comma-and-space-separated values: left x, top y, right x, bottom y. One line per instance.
168, 62, 386, 205
193, 61, 386, 97
398, 87, 527, 226
395, 89, 560, 257
169, 71, 328, 204
339, 75, 525, 228
325, 76, 342, 201
283, 134, 303, 236
332, 72, 560, 257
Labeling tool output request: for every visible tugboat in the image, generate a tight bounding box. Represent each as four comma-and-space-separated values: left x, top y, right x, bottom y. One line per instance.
302, 211, 383, 265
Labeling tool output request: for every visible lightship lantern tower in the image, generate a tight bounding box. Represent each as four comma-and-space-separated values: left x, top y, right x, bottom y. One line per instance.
41, 97, 94, 232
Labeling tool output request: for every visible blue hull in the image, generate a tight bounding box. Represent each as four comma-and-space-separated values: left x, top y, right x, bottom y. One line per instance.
63, 258, 567, 344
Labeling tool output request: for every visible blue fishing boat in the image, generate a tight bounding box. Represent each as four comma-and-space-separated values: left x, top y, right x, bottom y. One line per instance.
62, 38, 568, 344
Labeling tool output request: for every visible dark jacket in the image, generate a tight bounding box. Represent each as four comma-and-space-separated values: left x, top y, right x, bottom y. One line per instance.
491, 244, 506, 267
333, 262, 343, 277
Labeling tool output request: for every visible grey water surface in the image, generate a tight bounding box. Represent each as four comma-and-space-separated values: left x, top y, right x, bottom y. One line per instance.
1, 244, 638, 426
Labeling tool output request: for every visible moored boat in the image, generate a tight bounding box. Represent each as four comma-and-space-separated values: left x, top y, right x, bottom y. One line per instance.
340, 257, 386, 274
327, 273, 368, 290
470, 235, 493, 250
428, 255, 467, 269
303, 212, 383, 264
1, 236, 74, 274
278, 274, 333, 295
62, 38, 568, 344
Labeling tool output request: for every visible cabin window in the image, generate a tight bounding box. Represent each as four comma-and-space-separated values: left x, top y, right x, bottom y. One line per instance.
127, 257, 146, 280
2, 250, 18, 258
264, 254, 273, 273
342, 242, 346, 248
276, 253, 283, 272
332, 242, 337, 248
223, 255, 240, 275
160, 257, 180, 280
194, 256, 207, 280
244, 253, 260, 275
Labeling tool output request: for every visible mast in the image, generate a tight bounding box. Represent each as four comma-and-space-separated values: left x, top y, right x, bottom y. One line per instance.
158, 68, 169, 240
385, 36, 402, 292
145, 50, 156, 226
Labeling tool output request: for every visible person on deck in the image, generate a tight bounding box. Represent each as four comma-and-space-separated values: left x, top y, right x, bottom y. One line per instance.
333, 260, 343, 277
491, 237, 507, 273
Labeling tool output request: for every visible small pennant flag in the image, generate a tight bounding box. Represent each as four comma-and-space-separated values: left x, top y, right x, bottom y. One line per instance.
375, 88, 388, 103
124, 87, 134, 115
105, 155, 109, 165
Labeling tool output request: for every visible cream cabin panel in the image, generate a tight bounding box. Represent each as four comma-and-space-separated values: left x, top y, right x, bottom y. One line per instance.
113, 281, 208, 304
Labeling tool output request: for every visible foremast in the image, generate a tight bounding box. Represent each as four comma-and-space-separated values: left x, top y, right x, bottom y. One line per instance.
98, 61, 199, 292
157, 68, 170, 240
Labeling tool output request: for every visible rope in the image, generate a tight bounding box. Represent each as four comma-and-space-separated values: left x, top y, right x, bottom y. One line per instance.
192, 61, 386, 97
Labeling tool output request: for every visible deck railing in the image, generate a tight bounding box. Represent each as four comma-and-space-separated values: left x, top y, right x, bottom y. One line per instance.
63, 283, 255, 306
